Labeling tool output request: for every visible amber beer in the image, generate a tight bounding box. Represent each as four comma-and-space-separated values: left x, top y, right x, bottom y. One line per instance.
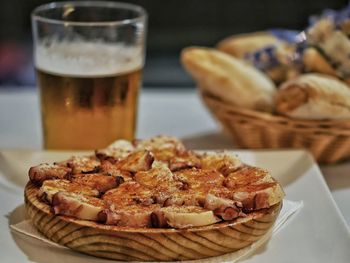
35, 41, 144, 150
37, 67, 141, 150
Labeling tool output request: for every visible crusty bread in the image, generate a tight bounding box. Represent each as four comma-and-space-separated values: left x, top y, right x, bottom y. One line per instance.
303, 47, 338, 77
217, 31, 279, 59
302, 47, 350, 86
181, 47, 276, 112
216, 31, 300, 84
275, 73, 350, 120
306, 17, 350, 85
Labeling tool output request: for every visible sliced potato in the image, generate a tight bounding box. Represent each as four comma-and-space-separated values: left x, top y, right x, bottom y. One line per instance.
158, 206, 221, 229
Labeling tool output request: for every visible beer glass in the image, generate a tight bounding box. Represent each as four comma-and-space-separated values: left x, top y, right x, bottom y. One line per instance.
31, 1, 147, 150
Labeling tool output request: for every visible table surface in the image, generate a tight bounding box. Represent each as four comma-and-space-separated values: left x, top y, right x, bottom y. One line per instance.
1, 87, 350, 230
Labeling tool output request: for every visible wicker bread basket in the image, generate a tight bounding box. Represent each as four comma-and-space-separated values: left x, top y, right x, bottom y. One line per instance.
201, 91, 350, 164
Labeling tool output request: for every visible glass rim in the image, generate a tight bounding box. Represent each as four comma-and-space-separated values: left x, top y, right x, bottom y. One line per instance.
31, 1, 147, 26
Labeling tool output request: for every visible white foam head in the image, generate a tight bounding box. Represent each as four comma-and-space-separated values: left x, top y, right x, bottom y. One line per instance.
35, 41, 144, 77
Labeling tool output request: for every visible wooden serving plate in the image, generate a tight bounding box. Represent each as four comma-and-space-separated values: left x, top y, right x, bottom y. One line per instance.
25, 182, 282, 261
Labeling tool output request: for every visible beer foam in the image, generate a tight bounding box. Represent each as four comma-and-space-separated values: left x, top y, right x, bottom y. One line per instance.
35, 41, 144, 77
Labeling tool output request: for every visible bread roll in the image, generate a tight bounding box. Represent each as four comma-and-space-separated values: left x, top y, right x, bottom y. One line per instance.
217, 31, 279, 59
181, 47, 276, 112
305, 17, 350, 84
275, 73, 350, 120
303, 47, 338, 77
217, 31, 300, 84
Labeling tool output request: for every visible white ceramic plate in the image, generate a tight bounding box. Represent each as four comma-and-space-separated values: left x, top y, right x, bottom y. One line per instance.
0, 149, 349, 263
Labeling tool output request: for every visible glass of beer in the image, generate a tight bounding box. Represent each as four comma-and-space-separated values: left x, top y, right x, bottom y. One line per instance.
31, 1, 147, 150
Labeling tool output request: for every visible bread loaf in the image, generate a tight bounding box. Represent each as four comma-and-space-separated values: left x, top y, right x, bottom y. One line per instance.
275, 73, 350, 120
217, 31, 300, 84
217, 31, 279, 59
181, 47, 276, 112
303, 47, 338, 77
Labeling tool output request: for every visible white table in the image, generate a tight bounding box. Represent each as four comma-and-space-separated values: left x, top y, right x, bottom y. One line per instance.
1, 88, 350, 229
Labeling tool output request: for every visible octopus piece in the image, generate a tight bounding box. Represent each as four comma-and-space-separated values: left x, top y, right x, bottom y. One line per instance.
174, 168, 225, 191
223, 165, 271, 189
29, 163, 71, 186
62, 156, 101, 174
99, 204, 161, 227
224, 166, 284, 211
102, 181, 154, 207
134, 166, 184, 204
169, 150, 201, 172
232, 183, 284, 211
200, 152, 242, 176
99, 159, 133, 182
135, 135, 186, 162
163, 190, 244, 221
115, 150, 154, 173
204, 194, 244, 220
38, 179, 99, 203
162, 189, 205, 207
51, 192, 105, 221
69, 173, 122, 193
95, 139, 135, 161
151, 160, 170, 169
134, 166, 181, 190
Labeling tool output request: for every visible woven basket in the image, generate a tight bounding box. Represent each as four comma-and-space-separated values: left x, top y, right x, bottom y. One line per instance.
201, 92, 350, 164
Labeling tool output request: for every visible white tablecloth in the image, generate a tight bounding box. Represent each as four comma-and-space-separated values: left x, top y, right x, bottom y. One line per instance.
1, 88, 349, 229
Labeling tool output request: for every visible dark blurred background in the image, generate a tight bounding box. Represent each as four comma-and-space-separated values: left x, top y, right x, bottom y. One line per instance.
0, 0, 347, 88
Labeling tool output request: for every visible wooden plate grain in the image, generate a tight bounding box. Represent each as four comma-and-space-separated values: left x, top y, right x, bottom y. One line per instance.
24, 182, 282, 261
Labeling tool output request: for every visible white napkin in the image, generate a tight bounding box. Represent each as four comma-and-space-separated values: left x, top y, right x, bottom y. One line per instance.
10, 199, 303, 262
